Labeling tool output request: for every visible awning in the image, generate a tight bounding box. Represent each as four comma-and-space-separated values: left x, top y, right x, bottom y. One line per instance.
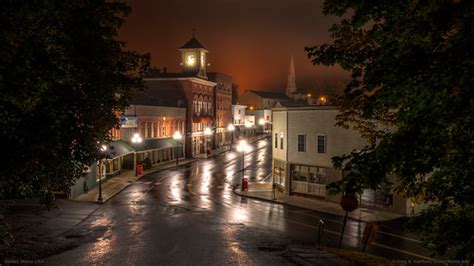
104, 140, 135, 159
129, 138, 182, 152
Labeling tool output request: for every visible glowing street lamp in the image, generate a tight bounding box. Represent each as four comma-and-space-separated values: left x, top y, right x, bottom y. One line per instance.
227, 124, 235, 145
98, 144, 108, 202
173, 131, 182, 165
204, 127, 212, 156
131, 132, 142, 143
236, 140, 251, 192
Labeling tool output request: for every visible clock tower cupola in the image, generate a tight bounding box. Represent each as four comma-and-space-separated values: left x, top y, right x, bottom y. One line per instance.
179, 31, 208, 79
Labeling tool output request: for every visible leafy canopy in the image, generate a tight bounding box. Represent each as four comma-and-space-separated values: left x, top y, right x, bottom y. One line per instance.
306, 0, 473, 260
0, 1, 149, 204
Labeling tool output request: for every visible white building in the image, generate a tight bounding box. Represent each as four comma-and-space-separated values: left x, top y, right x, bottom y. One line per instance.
272, 106, 421, 215
232, 104, 247, 126
246, 109, 272, 132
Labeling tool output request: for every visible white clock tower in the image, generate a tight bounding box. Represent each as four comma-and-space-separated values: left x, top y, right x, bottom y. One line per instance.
179, 32, 208, 79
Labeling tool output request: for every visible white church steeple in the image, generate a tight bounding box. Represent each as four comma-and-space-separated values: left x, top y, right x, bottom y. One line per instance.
286, 55, 297, 97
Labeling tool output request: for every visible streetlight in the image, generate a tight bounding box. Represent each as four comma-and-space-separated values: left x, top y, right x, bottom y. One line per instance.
131, 132, 142, 143
227, 124, 235, 146
236, 140, 251, 192
258, 118, 265, 133
173, 131, 182, 165
98, 144, 107, 202
204, 127, 212, 156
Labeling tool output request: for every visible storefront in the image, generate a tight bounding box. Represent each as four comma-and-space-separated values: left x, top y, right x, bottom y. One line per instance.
273, 159, 287, 188
289, 163, 327, 197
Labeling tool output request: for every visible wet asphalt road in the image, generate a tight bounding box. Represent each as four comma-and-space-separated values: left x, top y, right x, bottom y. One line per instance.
46, 138, 432, 265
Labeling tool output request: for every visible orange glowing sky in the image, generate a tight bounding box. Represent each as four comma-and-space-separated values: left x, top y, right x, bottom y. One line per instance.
119, 0, 349, 95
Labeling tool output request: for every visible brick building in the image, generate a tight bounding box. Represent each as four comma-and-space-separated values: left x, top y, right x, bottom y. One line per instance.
208, 73, 233, 147
142, 34, 233, 157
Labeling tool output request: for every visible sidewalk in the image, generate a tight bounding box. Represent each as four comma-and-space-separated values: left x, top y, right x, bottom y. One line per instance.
75, 134, 269, 203
74, 158, 196, 203
234, 181, 403, 223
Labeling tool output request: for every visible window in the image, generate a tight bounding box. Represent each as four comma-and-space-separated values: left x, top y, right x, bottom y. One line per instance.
297, 134, 306, 152
147, 122, 152, 138
153, 122, 158, 138
274, 133, 278, 148
280, 132, 284, 149
317, 135, 326, 154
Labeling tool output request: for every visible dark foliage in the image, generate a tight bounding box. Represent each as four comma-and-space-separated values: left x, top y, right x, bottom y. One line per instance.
306, 0, 473, 260
0, 0, 149, 204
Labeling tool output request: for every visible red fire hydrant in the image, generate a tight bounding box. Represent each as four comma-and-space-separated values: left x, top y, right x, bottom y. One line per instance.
137, 164, 143, 176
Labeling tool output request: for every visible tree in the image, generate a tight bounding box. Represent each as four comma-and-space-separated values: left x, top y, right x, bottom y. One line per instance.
306, 0, 473, 260
0, 0, 149, 204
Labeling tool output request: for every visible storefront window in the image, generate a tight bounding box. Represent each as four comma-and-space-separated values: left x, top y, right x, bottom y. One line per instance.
291, 164, 327, 184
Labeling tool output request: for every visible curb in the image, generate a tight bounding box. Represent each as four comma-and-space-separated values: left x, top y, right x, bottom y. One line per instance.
91, 136, 269, 204
92, 159, 198, 204
232, 187, 382, 224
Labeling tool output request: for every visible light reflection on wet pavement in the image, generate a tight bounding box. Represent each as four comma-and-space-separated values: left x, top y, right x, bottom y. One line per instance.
46, 138, 430, 265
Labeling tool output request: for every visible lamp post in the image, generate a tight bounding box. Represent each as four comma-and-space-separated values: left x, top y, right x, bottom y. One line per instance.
131, 133, 142, 176
204, 127, 212, 156
97, 144, 107, 202
173, 131, 182, 165
236, 140, 250, 192
227, 124, 235, 147
258, 118, 265, 133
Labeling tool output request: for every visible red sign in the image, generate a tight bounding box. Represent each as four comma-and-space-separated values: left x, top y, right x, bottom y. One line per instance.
340, 194, 358, 212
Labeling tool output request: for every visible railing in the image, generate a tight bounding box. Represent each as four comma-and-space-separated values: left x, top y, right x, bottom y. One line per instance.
291, 181, 326, 197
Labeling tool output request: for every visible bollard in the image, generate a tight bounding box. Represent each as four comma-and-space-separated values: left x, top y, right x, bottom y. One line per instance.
317, 219, 325, 245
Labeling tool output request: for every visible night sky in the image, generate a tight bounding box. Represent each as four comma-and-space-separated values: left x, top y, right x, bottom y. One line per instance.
119, 0, 348, 95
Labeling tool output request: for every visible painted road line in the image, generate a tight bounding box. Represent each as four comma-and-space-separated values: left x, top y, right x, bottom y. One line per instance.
372, 242, 435, 261
285, 209, 344, 225
287, 219, 341, 236
377, 230, 423, 243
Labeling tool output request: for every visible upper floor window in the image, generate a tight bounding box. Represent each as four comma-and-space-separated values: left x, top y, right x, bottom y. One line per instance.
280, 132, 284, 149
274, 133, 278, 148
297, 134, 306, 152
317, 135, 326, 154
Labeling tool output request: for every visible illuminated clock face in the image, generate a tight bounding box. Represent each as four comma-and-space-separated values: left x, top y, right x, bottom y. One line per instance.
185, 53, 196, 66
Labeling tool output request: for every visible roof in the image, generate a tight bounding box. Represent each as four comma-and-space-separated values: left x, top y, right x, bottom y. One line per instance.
275, 99, 310, 107
292, 88, 307, 94
179, 37, 206, 49
132, 81, 186, 107
144, 71, 197, 79
104, 138, 183, 159
105, 140, 134, 159
272, 105, 339, 112
250, 90, 290, 100
207, 72, 232, 82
